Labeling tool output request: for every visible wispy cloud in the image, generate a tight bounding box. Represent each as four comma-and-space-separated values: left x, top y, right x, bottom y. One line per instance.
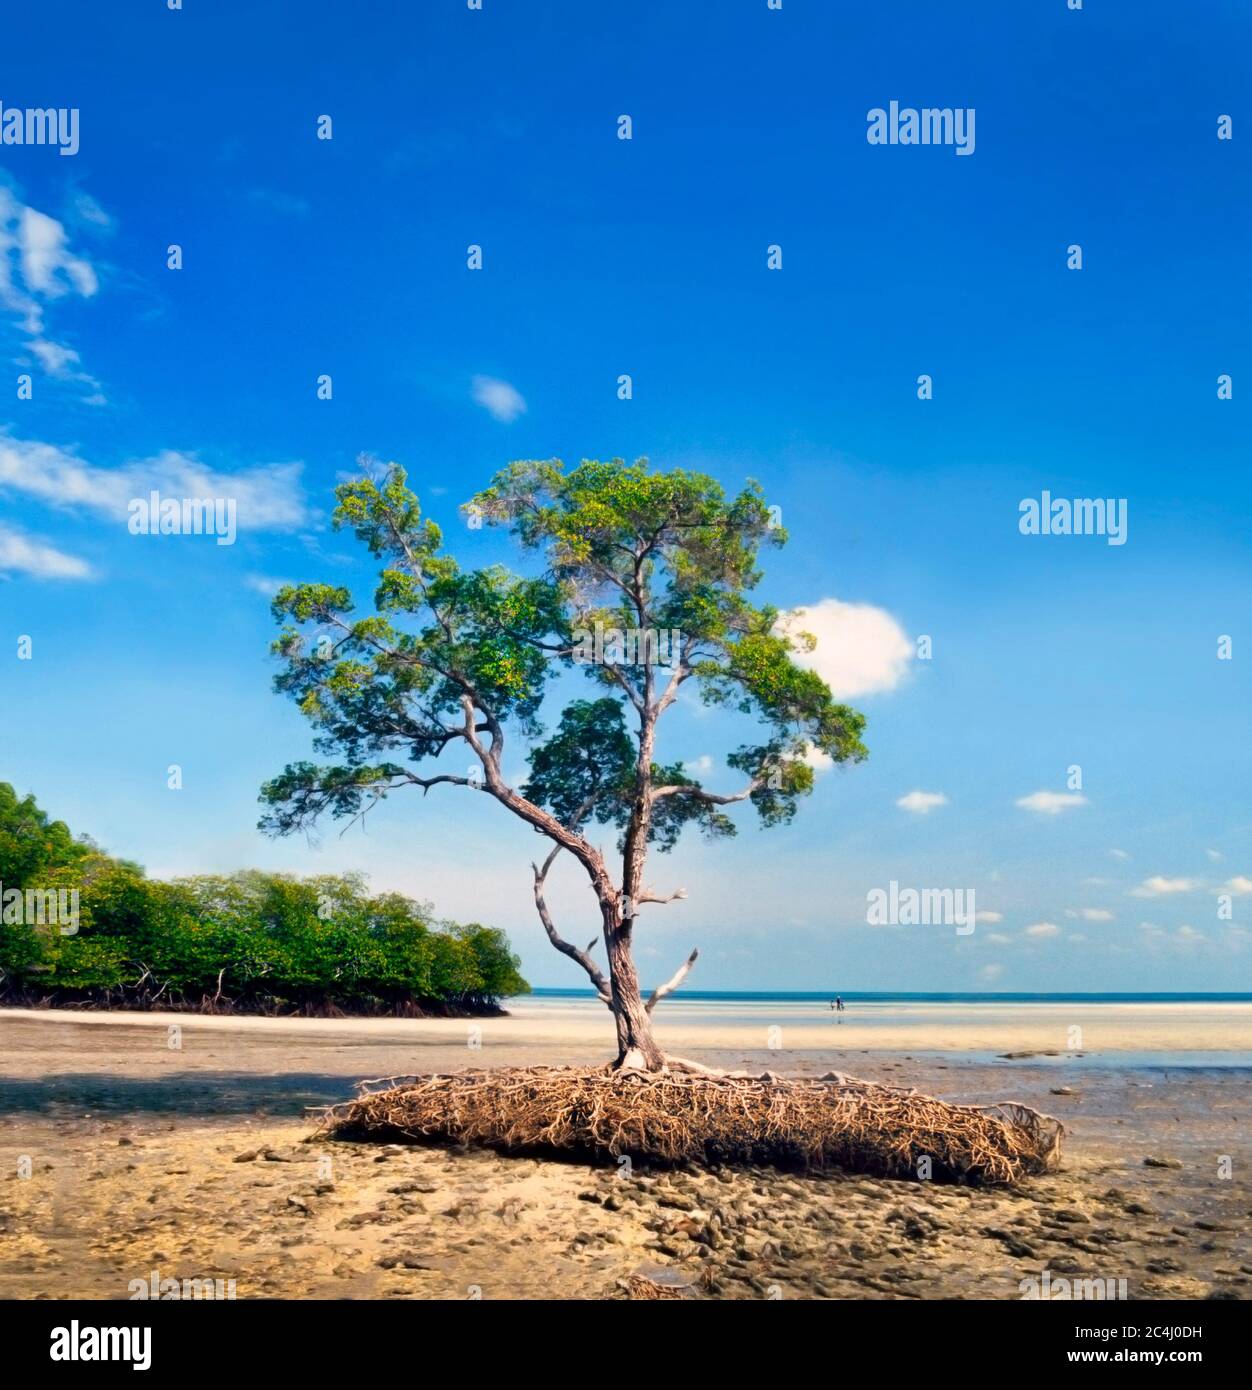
243, 574, 288, 598
471, 375, 526, 422
778, 597, 913, 699
896, 789, 947, 814
71, 191, 114, 231
1218, 875, 1252, 897
1015, 790, 1087, 816
1130, 875, 1199, 898
1024, 921, 1060, 938
0, 432, 308, 532
0, 523, 92, 580
0, 184, 103, 398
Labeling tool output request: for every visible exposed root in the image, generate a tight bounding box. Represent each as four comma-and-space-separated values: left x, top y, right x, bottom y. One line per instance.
620, 1274, 688, 1300
659, 1054, 725, 1076
316, 1065, 1064, 1186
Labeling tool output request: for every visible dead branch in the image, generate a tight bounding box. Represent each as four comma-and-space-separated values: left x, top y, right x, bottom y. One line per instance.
532, 853, 611, 1005
645, 947, 699, 1013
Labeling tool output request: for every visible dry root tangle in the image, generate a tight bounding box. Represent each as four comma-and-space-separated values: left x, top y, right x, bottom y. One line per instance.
317, 1064, 1063, 1186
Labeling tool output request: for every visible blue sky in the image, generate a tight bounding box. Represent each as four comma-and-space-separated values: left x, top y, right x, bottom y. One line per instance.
1, 0, 1249, 992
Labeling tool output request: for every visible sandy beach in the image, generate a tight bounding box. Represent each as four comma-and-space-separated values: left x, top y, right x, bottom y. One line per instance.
1, 1001, 1249, 1300
4, 995, 1248, 1062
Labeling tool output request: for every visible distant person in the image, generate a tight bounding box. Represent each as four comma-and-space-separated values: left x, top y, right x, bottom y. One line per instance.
836, 995, 845, 1013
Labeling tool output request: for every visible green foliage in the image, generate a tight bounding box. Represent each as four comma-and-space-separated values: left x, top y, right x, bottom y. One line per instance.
475, 457, 868, 826
263, 455, 868, 856
522, 699, 634, 829
0, 783, 527, 1011
522, 699, 736, 850
0, 782, 94, 883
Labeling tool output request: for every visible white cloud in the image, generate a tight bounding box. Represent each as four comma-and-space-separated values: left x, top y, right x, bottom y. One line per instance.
896, 789, 947, 815
244, 574, 287, 597
1024, 921, 1060, 938
1219, 875, 1252, 897
1206, 849, 1223, 862
802, 744, 833, 773
471, 375, 526, 422
0, 432, 307, 532
0, 186, 101, 396
776, 597, 912, 699
986, 932, 1011, 945
0, 523, 91, 580
683, 754, 713, 774
975, 910, 1003, 923
978, 963, 1005, 983
1015, 790, 1088, 816
72, 192, 113, 230
1109, 848, 1130, 860
1176, 924, 1204, 943
17, 204, 97, 297
1078, 908, 1114, 922
28, 337, 82, 374
1130, 876, 1199, 898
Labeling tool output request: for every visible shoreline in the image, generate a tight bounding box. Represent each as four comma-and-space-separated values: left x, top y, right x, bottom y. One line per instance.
4, 998, 1249, 1060
4, 1006, 1245, 1295
0, 997, 508, 1021
1, 1004, 1248, 1300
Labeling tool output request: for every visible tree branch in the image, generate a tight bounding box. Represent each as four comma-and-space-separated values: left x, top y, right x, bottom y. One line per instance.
635, 886, 688, 906
650, 779, 761, 806
532, 851, 612, 1004
645, 947, 698, 1013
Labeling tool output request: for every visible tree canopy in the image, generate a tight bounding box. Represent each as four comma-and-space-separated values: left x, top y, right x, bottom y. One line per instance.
0, 783, 526, 1012
262, 456, 867, 1066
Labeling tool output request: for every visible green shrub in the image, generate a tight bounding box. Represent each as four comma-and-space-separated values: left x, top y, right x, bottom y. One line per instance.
0, 783, 528, 1012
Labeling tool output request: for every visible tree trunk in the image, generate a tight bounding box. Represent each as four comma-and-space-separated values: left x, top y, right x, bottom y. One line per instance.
605, 682, 667, 1070
604, 910, 665, 1070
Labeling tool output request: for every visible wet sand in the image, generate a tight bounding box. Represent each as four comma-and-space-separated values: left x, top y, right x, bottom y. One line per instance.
4, 996, 1247, 1059
0, 1008, 1248, 1300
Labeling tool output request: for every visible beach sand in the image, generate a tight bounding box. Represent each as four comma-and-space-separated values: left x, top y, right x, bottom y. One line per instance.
0, 1004, 1248, 1300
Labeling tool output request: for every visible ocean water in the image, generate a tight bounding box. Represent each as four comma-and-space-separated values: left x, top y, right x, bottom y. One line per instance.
513, 989, 1252, 1068
529, 990, 1252, 1005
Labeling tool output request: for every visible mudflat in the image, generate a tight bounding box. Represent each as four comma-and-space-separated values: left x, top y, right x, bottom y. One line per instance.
0, 1008, 1247, 1300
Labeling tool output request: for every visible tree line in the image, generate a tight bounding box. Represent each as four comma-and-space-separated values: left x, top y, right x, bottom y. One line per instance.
0, 782, 528, 1014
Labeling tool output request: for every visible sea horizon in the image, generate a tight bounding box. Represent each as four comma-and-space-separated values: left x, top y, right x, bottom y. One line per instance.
513, 989, 1252, 1068
525, 988, 1252, 1004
